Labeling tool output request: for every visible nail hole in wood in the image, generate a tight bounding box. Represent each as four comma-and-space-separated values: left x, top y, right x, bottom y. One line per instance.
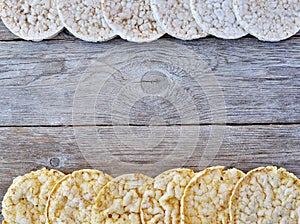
50, 158, 60, 167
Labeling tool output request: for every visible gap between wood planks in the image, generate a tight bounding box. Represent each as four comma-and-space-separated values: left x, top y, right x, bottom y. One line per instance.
0, 122, 299, 128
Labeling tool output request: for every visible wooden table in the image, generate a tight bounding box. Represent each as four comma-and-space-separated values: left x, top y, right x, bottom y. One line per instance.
0, 20, 299, 219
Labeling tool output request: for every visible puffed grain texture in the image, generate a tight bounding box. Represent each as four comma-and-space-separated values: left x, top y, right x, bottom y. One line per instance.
181, 166, 245, 224
92, 173, 153, 223
230, 166, 300, 224
233, 0, 300, 41
101, 0, 165, 42
57, 0, 115, 42
0, 0, 63, 41
151, 0, 206, 40
1, 168, 65, 224
46, 169, 113, 224
141, 168, 194, 224
190, 0, 247, 39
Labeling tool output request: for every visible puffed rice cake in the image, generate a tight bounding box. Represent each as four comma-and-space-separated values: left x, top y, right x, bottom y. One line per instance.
56, 0, 116, 42
140, 168, 194, 224
1, 168, 65, 224
101, 0, 165, 42
150, 0, 207, 40
91, 173, 153, 223
233, 0, 300, 41
181, 166, 245, 223
46, 169, 113, 224
230, 166, 300, 223
190, 0, 247, 39
0, 0, 63, 41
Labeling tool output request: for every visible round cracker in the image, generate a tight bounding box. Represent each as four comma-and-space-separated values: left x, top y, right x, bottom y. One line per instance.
46, 169, 113, 224
190, 0, 247, 39
229, 166, 300, 223
2, 168, 65, 224
56, 0, 116, 42
233, 0, 300, 41
0, 0, 63, 41
141, 168, 194, 224
92, 173, 153, 223
101, 0, 165, 42
181, 166, 245, 223
150, 0, 206, 40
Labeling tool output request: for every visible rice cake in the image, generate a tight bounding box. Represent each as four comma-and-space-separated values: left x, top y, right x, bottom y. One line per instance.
141, 168, 194, 224
233, 0, 300, 41
190, 0, 247, 39
92, 173, 153, 223
2, 168, 65, 224
181, 166, 245, 223
150, 0, 207, 40
46, 169, 113, 224
57, 0, 116, 42
101, 0, 165, 42
0, 0, 63, 41
230, 166, 300, 224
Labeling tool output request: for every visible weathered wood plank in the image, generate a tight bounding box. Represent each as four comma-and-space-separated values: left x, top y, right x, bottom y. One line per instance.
0, 38, 299, 125
0, 15, 299, 223
0, 125, 299, 209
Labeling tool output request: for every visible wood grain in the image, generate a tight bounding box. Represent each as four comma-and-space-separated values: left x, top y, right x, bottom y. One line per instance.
0, 125, 299, 205
0, 38, 299, 126
0, 18, 299, 222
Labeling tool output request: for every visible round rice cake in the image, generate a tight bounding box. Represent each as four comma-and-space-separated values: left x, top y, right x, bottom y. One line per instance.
141, 168, 194, 224
1, 168, 65, 224
0, 0, 63, 41
46, 169, 113, 224
150, 0, 207, 40
91, 173, 153, 223
233, 0, 300, 41
190, 0, 247, 39
57, 0, 116, 42
101, 0, 165, 42
181, 166, 245, 223
230, 166, 300, 223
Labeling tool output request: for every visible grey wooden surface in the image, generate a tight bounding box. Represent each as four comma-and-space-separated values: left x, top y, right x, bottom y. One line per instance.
0, 20, 299, 220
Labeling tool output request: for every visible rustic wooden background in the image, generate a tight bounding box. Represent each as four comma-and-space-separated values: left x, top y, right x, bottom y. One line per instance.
0, 20, 299, 220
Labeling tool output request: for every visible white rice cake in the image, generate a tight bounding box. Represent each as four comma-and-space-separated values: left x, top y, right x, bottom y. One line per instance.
57, 0, 116, 42
141, 168, 194, 224
190, 0, 247, 39
230, 166, 300, 223
101, 0, 165, 42
91, 173, 153, 223
1, 168, 65, 224
150, 0, 206, 40
233, 0, 300, 41
181, 166, 245, 223
46, 169, 113, 224
0, 0, 63, 41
